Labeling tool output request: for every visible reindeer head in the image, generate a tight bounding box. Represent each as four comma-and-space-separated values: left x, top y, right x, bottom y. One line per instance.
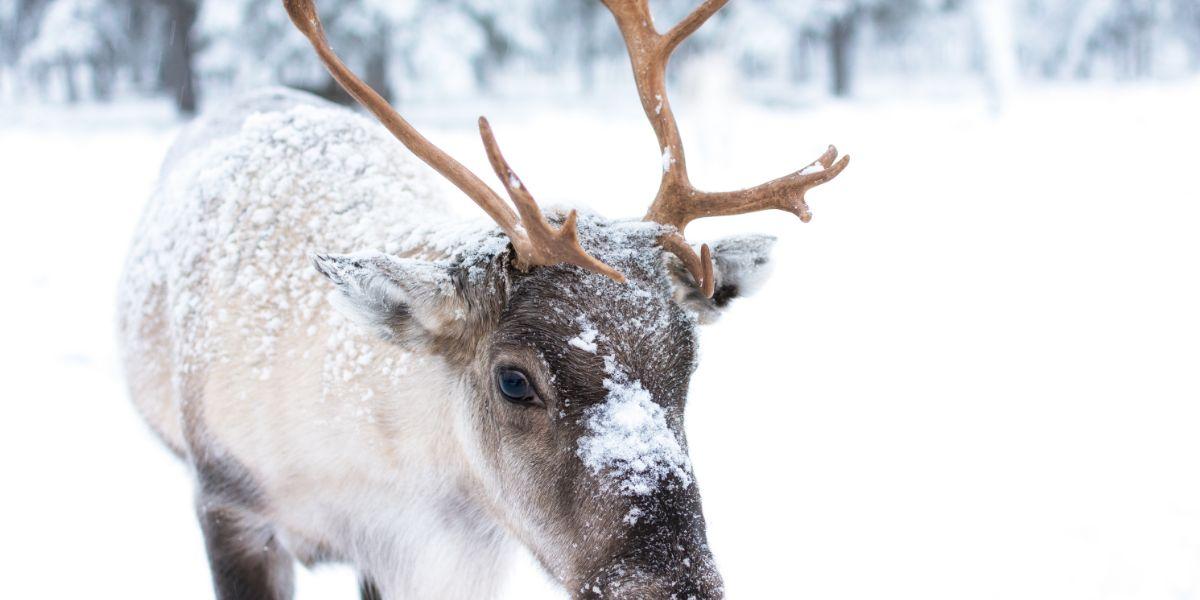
286, 0, 848, 597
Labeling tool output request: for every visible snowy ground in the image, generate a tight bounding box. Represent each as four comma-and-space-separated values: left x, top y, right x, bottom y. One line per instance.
2, 81, 1199, 599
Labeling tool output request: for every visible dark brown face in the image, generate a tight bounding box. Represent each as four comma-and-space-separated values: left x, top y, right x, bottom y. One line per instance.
315, 217, 776, 599
464, 224, 724, 598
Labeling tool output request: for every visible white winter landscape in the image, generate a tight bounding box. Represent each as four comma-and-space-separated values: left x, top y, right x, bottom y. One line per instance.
1, 77, 1199, 599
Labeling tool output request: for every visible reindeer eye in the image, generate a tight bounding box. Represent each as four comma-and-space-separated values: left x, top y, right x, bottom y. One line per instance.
497, 368, 536, 403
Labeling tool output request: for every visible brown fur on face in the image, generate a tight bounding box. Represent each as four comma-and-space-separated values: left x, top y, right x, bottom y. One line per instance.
307, 217, 771, 597
119, 87, 786, 598
435, 222, 723, 596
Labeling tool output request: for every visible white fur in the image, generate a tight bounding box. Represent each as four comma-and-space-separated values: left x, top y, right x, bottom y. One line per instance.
117, 89, 518, 597
117, 88, 756, 598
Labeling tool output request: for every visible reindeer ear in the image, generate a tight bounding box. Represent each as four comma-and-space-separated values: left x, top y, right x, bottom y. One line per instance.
667, 234, 777, 324
311, 252, 472, 345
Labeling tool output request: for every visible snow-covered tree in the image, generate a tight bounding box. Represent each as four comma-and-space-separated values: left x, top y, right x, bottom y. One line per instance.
2, 0, 1199, 112
19, 0, 120, 102
199, 0, 413, 102
971, 0, 1019, 112
0, 0, 18, 96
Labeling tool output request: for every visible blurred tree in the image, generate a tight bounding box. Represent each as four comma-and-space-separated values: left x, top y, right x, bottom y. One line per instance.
447, 0, 514, 89
3, 0, 1200, 111
19, 0, 120, 102
199, 0, 409, 104
1049, 0, 1198, 79
1177, 0, 1200, 69
155, 0, 199, 113
541, 0, 611, 92
0, 0, 15, 93
826, 4, 862, 97
970, 0, 1018, 111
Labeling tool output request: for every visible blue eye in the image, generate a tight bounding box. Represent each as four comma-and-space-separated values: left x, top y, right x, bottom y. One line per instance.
497, 369, 535, 403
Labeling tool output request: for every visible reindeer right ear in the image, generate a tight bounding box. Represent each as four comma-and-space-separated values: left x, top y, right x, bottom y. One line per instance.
311, 252, 472, 345
667, 234, 777, 324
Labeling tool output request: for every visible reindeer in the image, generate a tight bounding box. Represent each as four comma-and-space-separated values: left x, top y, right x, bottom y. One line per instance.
117, 0, 849, 598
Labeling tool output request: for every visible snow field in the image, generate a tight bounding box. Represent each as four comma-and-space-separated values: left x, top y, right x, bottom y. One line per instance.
1, 81, 1198, 599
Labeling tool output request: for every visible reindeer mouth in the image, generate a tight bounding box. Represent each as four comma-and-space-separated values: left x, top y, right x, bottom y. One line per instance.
574, 552, 725, 600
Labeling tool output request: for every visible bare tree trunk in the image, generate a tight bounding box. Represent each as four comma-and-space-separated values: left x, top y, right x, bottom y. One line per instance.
579, 0, 600, 93
312, 26, 393, 106
160, 0, 198, 114
462, 8, 510, 91
1132, 15, 1152, 78
364, 24, 393, 103
91, 55, 115, 101
790, 31, 814, 85
63, 59, 79, 103
128, 0, 149, 91
1061, 0, 1107, 78
971, 0, 1019, 113
829, 13, 857, 97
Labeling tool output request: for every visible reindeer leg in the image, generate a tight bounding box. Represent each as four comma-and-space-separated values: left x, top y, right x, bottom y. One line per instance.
196, 501, 295, 600
359, 577, 383, 600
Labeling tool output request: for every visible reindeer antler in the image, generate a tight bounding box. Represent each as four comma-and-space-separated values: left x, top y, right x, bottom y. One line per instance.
602, 0, 849, 297
282, 0, 624, 282
478, 118, 625, 282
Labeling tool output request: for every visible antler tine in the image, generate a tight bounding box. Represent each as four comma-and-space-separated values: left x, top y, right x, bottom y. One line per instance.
668, 146, 851, 228
663, 0, 730, 55
478, 118, 625, 283
661, 232, 714, 298
602, 0, 849, 297
283, 0, 622, 281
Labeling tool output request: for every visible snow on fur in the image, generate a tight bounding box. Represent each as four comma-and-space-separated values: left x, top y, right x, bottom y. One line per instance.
118, 88, 503, 398
567, 317, 600, 353
576, 357, 692, 496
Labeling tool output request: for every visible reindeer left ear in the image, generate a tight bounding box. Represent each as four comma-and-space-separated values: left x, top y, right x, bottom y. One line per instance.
667, 234, 777, 324
311, 252, 473, 345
